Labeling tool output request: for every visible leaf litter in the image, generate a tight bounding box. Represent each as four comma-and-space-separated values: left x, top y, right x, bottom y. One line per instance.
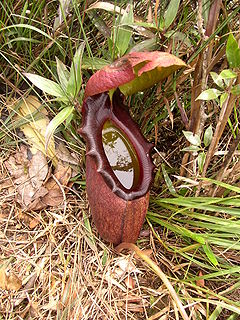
0, 262, 22, 291
1, 95, 78, 214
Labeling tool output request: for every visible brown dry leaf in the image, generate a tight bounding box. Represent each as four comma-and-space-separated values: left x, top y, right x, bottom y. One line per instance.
52, 162, 72, 186
0, 178, 13, 191
41, 188, 64, 207
17, 161, 72, 210
17, 210, 40, 229
0, 266, 22, 291
56, 142, 79, 166
29, 301, 41, 318
5, 145, 35, 207
41, 163, 72, 207
3, 146, 72, 211
29, 150, 48, 189
5, 145, 28, 180
3, 96, 75, 211
4, 145, 50, 209
29, 217, 41, 229
20, 301, 41, 319
196, 271, 205, 287
55, 142, 80, 177
6, 273, 22, 291
0, 267, 7, 290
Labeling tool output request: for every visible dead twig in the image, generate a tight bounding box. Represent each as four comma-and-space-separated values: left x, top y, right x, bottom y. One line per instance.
116, 243, 190, 320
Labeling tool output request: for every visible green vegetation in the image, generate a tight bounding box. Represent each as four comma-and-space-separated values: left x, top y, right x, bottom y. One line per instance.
0, 1, 240, 319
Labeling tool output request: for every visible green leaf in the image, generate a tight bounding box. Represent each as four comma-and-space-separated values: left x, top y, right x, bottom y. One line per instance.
231, 84, 240, 96
82, 56, 109, 70
161, 164, 177, 195
219, 69, 237, 80
147, 215, 205, 244
183, 131, 201, 146
86, 2, 121, 14
1, 24, 62, 50
102, 249, 108, 266
115, 4, 134, 56
197, 152, 206, 173
56, 57, 70, 92
67, 42, 85, 98
202, 178, 240, 194
165, 31, 192, 48
130, 38, 158, 53
196, 89, 222, 101
202, 243, 218, 266
220, 92, 228, 107
45, 106, 74, 151
82, 210, 95, 244
181, 146, 201, 152
24, 73, 65, 97
164, 0, 181, 29
202, 0, 211, 27
226, 33, 240, 68
210, 72, 224, 88
204, 125, 213, 147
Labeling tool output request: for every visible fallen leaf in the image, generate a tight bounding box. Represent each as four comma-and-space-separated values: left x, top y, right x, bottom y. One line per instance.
6, 273, 22, 291
29, 218, 40, 229
28, 162, 72, 209
41, 163, 72, 207
196, 271, 205, 287
42, 188, 65, 207
17, 210, 40, 229
5, 145, 28, 179
5, 145, 50, 208
55, 142, 79, 177
29, 301, 40, 318
5, 145, 35, 206
49, 162, 72, 186
4, 145, 72, 210
116, 257, 141, 274
0, 178, 13, 191
0, 266, 22, 291
29, 151, 48, 189
56, 142, 79, 166
0, 267, 7, 290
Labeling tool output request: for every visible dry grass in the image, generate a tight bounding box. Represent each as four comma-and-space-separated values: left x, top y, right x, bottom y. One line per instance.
0, 157, 211, 319
0, 170, 185, 320
1, 157, 240, 319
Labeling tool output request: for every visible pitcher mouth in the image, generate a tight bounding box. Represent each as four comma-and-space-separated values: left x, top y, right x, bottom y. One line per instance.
79, 90, 154, 201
